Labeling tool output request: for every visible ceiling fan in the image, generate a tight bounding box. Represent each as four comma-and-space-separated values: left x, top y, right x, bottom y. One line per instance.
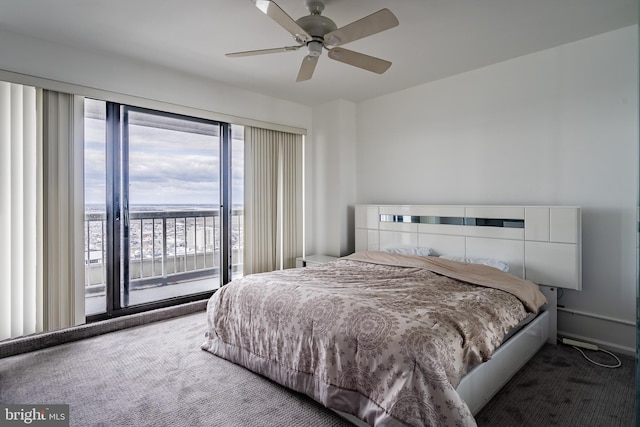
227, 0, 399, 82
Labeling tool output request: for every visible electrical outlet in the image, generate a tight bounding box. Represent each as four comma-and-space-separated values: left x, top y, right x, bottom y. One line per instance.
562, 337, 599, 351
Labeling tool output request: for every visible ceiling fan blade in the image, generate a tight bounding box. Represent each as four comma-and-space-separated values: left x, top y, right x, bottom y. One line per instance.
327, 47, 391, 74
253, 0, 311, 42
324, 8, 399, 47
226, 45, 303, 57
296, 55, 319, 82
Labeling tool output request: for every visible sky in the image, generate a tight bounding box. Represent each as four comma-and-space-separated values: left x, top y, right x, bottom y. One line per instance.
84, 99, 244, 208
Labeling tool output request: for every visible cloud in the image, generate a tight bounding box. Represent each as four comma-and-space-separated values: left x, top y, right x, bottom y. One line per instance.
83, 105, 245, 206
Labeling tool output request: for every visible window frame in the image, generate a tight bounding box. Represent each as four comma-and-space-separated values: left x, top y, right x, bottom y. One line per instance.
87, 100, 236, 322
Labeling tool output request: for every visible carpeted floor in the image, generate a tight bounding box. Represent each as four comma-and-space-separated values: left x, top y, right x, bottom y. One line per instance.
475, 339, 635, 427
0, 311, 635, 427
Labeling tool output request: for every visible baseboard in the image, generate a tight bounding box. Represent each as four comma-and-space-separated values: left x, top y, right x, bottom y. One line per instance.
0, 300, 207, 359
557, 308, 636, 357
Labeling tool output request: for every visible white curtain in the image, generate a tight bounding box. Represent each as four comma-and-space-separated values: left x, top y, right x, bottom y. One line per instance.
0, 82, 41, 340
40, 89, 85, 332
244, 127, 302, 274
0, 84, 84, 341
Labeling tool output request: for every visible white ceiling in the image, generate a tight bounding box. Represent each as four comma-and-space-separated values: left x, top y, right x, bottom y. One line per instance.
0, 0, 637, 106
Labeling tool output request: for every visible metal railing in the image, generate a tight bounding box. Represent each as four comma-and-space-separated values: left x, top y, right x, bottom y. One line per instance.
84, 209, 243, 294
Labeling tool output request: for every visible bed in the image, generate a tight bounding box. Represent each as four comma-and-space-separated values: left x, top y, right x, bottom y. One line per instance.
202, 204, 582, 426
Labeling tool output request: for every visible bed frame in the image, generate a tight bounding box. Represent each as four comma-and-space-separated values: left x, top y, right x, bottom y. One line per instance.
342, 204, 582, 421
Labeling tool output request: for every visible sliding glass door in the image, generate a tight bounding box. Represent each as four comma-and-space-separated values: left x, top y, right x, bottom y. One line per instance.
84, 100, 243, 318
120, 107, 221, 307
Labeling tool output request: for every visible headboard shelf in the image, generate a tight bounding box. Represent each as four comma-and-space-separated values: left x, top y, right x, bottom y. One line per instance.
355, 205, 582, 290
380, 214, 525, 228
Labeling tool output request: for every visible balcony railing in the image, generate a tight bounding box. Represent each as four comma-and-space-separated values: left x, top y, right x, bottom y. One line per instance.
84, 208, 243, 295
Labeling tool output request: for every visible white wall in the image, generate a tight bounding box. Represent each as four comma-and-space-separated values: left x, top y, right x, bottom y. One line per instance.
310, 99, 357, 257
356, 26, 638, 354
0, 28, 312, 132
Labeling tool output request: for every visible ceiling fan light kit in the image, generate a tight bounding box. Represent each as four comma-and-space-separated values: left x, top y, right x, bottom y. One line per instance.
227, 0, 399, 82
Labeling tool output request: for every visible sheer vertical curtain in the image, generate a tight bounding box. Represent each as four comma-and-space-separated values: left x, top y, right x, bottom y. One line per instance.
41, 90, 85, 332
0, 83, 84, 341
244, 127, 302, 274
0, 82, 40, 340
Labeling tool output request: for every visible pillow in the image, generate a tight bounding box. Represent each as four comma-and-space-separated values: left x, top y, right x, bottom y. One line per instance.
383, 247, 433, 256
439, 255, 510, 272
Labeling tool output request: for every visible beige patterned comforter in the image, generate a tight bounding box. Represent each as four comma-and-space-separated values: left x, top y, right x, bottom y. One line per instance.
201, 252, 547, 427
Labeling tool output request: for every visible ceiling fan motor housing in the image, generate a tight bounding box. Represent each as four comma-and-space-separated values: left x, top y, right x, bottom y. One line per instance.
296, 14, 337, 39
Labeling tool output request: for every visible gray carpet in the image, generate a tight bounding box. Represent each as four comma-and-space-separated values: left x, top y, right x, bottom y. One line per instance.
476, 340, 635, 427
0, 311, 635, 427
0, 311, 351, 427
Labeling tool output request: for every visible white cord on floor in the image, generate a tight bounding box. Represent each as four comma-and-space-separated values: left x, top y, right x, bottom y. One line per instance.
557, 337, 622, 368
572, 345, 622, 369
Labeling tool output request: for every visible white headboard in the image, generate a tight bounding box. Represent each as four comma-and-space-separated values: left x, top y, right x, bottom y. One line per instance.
355, 205, 582, 290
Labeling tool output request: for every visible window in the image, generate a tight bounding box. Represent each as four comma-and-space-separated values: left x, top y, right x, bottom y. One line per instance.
84, 99, 243, 319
